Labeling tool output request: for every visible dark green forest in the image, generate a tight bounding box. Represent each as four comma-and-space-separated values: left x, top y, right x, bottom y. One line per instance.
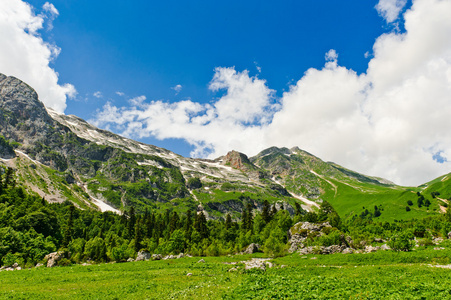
2, 166, 451, 268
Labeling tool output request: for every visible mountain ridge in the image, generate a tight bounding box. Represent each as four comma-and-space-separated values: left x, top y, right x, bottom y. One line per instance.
0, 73, 447, 221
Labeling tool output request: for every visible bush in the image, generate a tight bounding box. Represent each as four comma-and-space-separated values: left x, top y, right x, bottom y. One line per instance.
1, 253, 17, 267
406, 206, 411, 212
263, 235, 286, 257
58, 258, 72, 266
84, 237, 107, 262
389, 231, 414, 252
187, 177, 202, 189
110, 244, 134, 262
407, 200, 413, 206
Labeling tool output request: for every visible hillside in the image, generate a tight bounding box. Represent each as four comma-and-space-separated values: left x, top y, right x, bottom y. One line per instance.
0, 73, 447, 221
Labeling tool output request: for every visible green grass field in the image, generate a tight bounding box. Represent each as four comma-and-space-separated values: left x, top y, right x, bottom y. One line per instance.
2, 248, 451, 299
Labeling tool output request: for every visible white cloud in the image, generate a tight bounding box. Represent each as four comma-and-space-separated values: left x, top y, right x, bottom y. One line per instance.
91, 67, 272, 158
0, 0, 75, 113
171, 84, 182, 95
325, 49, 338, 62
116, 91, 125, 96
376, 0, 408, 23
128, 95, 146, 106
41, 2, 58, 30
92, 0, 451, 186
93, 91, 103, 98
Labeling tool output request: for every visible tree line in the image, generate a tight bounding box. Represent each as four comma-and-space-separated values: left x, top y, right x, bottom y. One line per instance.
2, 167, 451, 268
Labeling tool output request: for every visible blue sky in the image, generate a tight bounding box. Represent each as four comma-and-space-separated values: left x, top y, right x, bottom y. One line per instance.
2, 0, 451, 186
27, 0, 388, 153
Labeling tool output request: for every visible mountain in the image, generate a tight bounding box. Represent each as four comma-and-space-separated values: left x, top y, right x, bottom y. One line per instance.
0, 73, 447, 221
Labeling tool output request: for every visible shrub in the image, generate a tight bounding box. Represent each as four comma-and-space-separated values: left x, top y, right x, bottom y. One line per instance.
263, 235, 286, 257
187, 177, 202, 189
406, 206, 411, 212
389, 231, 414, 252
58, 258, 72, 266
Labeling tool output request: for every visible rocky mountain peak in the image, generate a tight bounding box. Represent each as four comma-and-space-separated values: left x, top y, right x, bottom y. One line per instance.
221, 150, 254, 171
0, 73, 55, 145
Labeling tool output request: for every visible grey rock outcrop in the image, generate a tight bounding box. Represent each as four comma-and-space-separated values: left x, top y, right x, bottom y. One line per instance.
151, 254, 162, 260
135, 251, 151, 261
288, 222, 333, 253
44, 251, 65, 267
243, 243, 261, 254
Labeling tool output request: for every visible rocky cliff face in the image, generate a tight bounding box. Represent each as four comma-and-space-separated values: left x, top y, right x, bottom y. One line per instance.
0, 74, 55, 147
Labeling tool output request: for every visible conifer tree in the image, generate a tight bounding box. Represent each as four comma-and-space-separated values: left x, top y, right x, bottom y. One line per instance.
62, 205, 75, 247
225, 213, 232, 230
128, 207, 136, 239
194, 212, 208, 239
185, 209, 192, 240
262, 200, 271, 223
241, 208, 248, 232
134, 219, 142, 252
246, 203, 253, 232
169, 211, 179, 233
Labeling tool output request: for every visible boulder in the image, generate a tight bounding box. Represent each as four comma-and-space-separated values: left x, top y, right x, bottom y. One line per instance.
448, 232, 451, 239
244, 259, 266, 271
127, 258, 134, 262
288, 222, 333, 253
197, 259, 205, 263
322, 245, 345, 254
342, 248, 353, 254
176, 253, 185, 259
365, 246, 380, 253
380, 244, 391, 251
243, 243, 261, 254
289, 222, 332, 236
135, 251, 151, 261
44, 252, 64, 268
151, 254, 162, 260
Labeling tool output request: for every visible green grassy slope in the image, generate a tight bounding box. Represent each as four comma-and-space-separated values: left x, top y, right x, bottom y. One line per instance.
2, 251, 451, 299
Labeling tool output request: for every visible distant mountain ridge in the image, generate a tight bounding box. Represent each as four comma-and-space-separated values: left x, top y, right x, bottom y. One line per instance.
0, 73, 447, 221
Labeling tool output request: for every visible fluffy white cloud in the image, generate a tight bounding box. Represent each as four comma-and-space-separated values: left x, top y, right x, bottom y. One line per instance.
376, 0, 408, 23
93, 91, 103, 98
41, 2, 59, 30
0, 0, 75, 113
91, 67, 272, 158
171, 84, 182, 94
93, 0, 451, 186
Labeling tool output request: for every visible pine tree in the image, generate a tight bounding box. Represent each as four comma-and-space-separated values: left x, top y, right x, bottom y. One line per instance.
62, 205, 75, 247
169, 211, 180, 233
146, 212, 154, 238
225, 213, 232, 230
3, 167, 13, 189
185, 209, 192, 240
246, 203, 253, 232
194, 212, 208, 239
134, 219, 142, 252
128, 207, 136, 239
241, 208, 248, 232
262, 200, 271, 223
